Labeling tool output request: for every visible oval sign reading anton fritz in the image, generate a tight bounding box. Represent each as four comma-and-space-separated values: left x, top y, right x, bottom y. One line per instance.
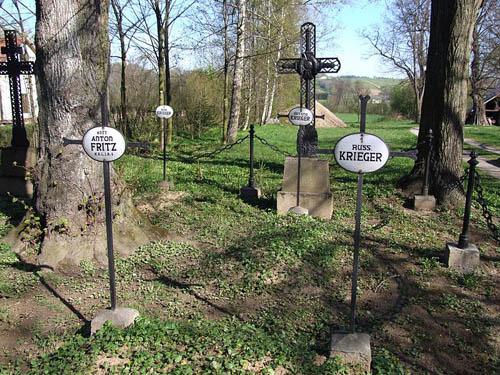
334, 133, 390, 174
82, 126, 126, 162
288, 107, 313, 126
155, 105, 174, 119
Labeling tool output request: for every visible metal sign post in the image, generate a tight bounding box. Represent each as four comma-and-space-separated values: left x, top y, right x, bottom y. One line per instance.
155, 103, 174, 187
288, 107, 314, 210
334, 95, 390, 332
63, 96, 148, 313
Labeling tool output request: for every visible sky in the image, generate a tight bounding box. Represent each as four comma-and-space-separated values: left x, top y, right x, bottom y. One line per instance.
317, 1, 404, 78
1, 0, 403, 79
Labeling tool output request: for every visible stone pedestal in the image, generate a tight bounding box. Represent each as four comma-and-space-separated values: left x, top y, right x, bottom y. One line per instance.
330, 332, 371, 372
413, 194, 436, 211
240, 186, 261, 200
330, 332, 372, 373
277, 157, 333, 219
0, 147, 36, 197
91, 307, 139, 334
158, 180, 175, 190
445, 243, 480, 273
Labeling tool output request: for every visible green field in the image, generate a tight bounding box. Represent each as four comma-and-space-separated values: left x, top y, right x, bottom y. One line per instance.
0, 119, 499, 374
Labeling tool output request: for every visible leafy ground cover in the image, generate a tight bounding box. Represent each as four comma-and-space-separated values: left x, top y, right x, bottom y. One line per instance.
0, 118, 499, 374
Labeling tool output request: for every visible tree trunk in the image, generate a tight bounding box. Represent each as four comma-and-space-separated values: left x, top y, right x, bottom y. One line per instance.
222, 0, 229, 144
165, 0, 173, 144
470, 23, 489, 126
111, 0, 131, 138
227, 0, 246, 144
32, 0, 153, 270
401, 0, 482, 206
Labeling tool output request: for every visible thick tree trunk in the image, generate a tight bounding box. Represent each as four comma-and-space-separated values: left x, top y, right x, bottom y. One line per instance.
31, 0, 153, 270
401, 0, 482, 206
227, 0, 246, 144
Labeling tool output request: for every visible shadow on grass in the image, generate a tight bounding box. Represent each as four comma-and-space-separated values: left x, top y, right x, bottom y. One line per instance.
7, 255, 91, 333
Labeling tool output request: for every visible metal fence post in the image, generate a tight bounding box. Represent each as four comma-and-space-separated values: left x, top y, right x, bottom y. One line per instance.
422, 129, 433, 196
248, 124, 255, 188
458, 151, 478, 249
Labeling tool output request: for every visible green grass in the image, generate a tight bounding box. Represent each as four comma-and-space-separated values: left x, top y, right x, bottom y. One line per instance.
0, 118, 499, 375
464, 125, 500, 150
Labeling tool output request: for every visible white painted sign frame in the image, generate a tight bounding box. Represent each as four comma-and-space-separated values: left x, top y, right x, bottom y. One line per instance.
288, 107, 313, 126
334, 133, 390, 174
82, 126, 126, 162
155, 105, 174, 119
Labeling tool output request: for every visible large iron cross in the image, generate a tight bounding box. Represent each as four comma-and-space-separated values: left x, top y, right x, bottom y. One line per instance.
0, 30, 35, 147
277, 22, 340, 156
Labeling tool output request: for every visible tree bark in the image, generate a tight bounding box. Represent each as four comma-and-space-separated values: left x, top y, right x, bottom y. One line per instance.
111, 0, 131, 138
470, 19, 489, 126
32, 0, 153, 270
227, 0, 246, 144
401, 0, 482, 206
221, 0, 229, 144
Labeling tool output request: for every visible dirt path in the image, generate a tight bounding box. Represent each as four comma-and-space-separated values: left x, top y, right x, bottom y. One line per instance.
410, 128, 500, 179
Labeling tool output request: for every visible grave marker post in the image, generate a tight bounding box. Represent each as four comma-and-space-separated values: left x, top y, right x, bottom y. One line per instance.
277, 22, 340, 156
276, 22, 340, 218
0, 30, 36, 198
155, 98, 174, 189
63, 94, 148, 332
0, 30, 35, 147
330, 95, 390, 371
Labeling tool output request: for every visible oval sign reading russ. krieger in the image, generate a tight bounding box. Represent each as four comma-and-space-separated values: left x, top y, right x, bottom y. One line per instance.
82, 126, 126, 162
334, 133, 390, 174
288, 107, 313, 126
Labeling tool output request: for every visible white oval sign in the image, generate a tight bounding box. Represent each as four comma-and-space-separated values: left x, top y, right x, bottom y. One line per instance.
334, 133, 390, 173
288, 107, 313, 126
155, 105, 174, 119
82, 126, 126, 162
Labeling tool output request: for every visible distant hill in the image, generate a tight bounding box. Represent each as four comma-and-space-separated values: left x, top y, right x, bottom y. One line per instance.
317, 75, 404, 104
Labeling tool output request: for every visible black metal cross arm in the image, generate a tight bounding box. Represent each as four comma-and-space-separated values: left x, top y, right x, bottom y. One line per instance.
277, 58, 299, 74
318, 58, 341, 73
0, 61, 34, 75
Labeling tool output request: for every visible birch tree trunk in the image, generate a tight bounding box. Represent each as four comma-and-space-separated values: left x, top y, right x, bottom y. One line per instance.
32, 0, 152, 270
226, 0, 246, 144
222, 0, 229, 143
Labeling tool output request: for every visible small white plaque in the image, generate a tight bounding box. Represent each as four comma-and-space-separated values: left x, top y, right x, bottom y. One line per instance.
82, 126, 126, 162
155, 105, 174, 119
288, 107, 313, 126
334, 133, 390, 173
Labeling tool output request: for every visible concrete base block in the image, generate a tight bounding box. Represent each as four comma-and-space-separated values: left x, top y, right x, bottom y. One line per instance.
445, 243, 480, 273
240, 186, 262, 200
282, 157, 331, 193
278, 157, 333, 219
277, 191, 333, 219
91, 307, 139, 335
0, 175, 33, 197
413, 194, 436, 211
157, 181, 175, 190
330, 332, 371, 372
287, 206, 309, 216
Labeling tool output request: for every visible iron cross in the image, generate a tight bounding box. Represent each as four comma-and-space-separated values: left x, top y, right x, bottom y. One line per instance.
0, 30, 35, 147
277, 22, 340, 156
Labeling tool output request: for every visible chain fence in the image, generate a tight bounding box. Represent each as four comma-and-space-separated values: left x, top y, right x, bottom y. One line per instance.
254, 134, 294, 157
128, 127, 500, 244
473, 170, 500, 243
